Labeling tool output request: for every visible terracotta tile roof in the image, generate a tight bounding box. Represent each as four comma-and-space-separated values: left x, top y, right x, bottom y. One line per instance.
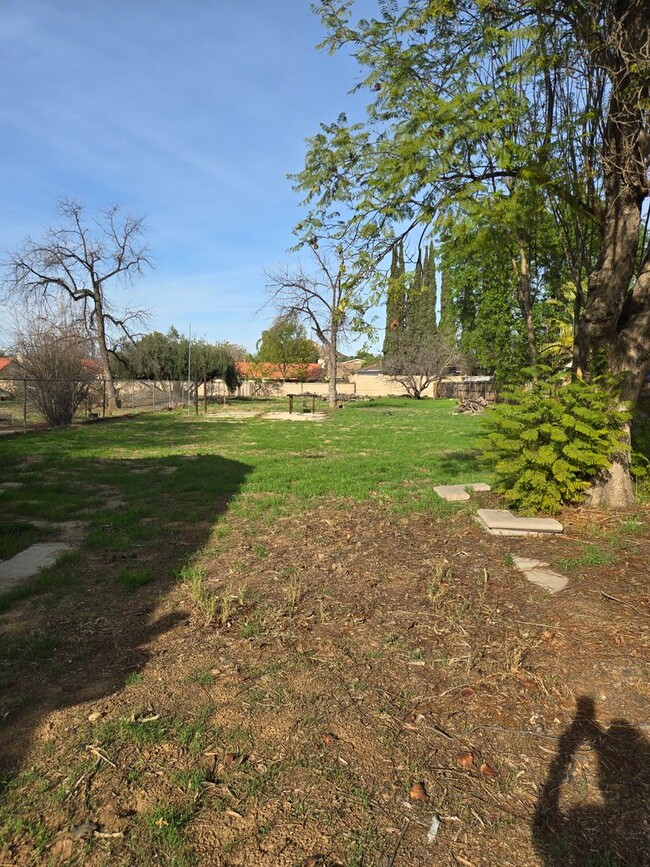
0, 357, 15, 372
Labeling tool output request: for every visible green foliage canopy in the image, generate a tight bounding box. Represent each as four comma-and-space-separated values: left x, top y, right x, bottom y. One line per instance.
293, 1, 649, 401
255, 316, 318, 368
116, 327, 240, 391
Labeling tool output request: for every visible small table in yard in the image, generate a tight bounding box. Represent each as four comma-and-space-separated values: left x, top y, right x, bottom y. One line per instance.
287, 393, 317, 414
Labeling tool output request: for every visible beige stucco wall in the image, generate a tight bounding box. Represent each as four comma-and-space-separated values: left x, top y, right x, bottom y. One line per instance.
236, 376, 431, 399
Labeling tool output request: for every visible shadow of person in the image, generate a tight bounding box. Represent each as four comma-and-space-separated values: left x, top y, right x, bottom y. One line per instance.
533, 695, 650, 866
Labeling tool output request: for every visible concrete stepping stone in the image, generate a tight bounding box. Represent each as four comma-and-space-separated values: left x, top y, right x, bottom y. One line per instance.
434, 483, 492, 502
512, 555, 568, 594
0, 543, 72, 592
476, 508, 563, 536
434, 485, 470, 501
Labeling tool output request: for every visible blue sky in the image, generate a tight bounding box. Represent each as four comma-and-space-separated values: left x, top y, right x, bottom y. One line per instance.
0, 0, 373, 353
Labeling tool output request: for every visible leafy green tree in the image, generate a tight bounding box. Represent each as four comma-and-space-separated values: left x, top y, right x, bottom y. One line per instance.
255, 315, 318, 377
439, 190, 569, 381
406, 242, 438, 347
191, 340, 241, 392
294, 0, 650, 505
116, 327, 239, 391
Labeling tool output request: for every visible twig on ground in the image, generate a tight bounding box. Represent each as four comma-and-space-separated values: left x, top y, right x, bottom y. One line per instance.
385, 820, 410, 867
85, 744, 116, 767
598, 590, 649, 615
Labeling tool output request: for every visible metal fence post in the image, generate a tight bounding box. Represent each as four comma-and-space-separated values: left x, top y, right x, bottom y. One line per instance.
152, 380, 156, 412
102, 380, 106, 418
23, 379, 27, 432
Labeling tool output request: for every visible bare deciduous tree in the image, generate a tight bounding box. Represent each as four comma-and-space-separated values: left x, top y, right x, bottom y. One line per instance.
13, 304, 96, 427
2, 197, 151, 410
265, 239, 371, 408
383, 333, 466, 399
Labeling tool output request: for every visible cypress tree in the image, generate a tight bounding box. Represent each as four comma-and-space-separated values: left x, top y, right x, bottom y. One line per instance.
405, 243, 438, 349
439, 265, 455, 337
383, 241, 406, 357
406, 251, 425, 347
422, 242, 438, 337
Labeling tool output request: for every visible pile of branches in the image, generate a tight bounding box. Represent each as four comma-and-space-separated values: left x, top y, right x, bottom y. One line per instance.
453, 396, 488, 415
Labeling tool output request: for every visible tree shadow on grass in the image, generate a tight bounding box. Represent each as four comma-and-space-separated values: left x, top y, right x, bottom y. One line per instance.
436, 449, 484, 481
533, 695, 650, 866
0, 452, 250, 775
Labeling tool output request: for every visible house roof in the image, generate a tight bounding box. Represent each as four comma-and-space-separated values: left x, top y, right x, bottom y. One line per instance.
0, 357, 17, 373
236, 361, 323, 382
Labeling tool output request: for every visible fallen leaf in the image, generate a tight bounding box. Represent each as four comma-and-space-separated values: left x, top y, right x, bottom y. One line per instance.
480, 762, 499, 778
409, 781, 428, 801
460, 687, 476, 699
456, 751, 474, 769
322, 732, 337, 747
223, 752, 245, 767
87, 711, 102, 723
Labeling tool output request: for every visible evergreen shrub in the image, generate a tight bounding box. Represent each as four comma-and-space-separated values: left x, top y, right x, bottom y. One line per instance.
480, 375, 630, 514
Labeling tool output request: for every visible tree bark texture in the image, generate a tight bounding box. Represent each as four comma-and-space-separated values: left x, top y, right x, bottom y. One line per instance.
576, 4, 650, 506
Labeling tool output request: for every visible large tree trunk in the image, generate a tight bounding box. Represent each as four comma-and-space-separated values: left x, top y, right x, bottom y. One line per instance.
575, 7, 650, 508
93, 285, 119, 412
585, 417, 635, 509
513, 233, 538, 372
327, 326, 338, 408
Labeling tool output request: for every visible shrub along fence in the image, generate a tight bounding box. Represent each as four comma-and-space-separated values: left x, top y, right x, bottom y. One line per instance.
0, 378, 226, 431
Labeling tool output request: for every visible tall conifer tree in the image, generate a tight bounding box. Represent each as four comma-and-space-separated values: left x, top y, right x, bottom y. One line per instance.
382, 240, 406, 357
439, 266, 455, 338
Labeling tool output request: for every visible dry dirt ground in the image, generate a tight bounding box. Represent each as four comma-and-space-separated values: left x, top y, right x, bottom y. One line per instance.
1, 497, 649, 866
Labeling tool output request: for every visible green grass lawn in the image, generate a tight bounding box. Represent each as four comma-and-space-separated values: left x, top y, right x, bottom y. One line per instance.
1, 398, 483, 513
0, 398, 483, 613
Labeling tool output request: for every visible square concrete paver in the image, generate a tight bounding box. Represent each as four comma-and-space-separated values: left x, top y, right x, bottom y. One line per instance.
523, 569, 569, 593
512, 555, 568, 593
433, 485, 471, 501
433, 483, 491, 502
477, 509, 563, 534
0, 543, 72, 592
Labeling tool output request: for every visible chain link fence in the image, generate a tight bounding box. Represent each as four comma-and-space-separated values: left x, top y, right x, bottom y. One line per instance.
0, 378, 231, 432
